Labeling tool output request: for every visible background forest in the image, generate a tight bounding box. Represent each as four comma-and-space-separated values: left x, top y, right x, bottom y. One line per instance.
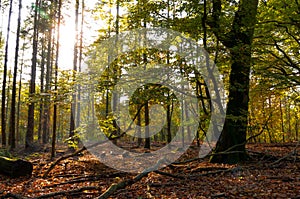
0, 0, 298, 152
0, 0, 299, 198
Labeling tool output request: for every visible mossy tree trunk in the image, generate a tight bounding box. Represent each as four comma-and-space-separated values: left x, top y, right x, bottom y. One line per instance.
208, 0, 259, 164
0, 156, 33, 177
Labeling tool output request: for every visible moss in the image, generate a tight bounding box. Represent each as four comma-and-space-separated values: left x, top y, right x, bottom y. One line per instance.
0, 148, 12, 158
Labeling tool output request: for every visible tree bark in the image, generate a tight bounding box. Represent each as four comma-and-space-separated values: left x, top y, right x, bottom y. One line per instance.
52, 0, 62, 159
208, 0, 259, 164
1, 0, 13, 147
16, 38, 26, 146
69, 0, 80, 143
26, 0, 39, 149
9, 0, 22, 149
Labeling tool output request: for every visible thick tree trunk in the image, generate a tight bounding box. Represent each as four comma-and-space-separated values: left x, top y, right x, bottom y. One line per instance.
210, 47, 252, 163
0, 156, 33, 177
208, 0, 259, 164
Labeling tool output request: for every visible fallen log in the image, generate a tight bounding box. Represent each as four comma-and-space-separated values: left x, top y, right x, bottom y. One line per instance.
0, 156, 33, 177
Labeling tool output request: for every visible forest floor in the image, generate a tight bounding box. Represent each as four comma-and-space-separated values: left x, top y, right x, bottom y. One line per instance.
0, 143, 299, 199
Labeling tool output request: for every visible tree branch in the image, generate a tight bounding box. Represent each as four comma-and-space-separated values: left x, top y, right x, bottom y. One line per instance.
97, 158, 167, 199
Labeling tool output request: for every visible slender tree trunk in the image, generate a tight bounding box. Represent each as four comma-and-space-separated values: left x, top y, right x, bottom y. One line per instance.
111, 0, 120, 139
144, 99, 150, 149
52, 0, 62, 159
9, 0, 22, 149
43, 17, 53, 145
166, 92, 171, 145
69, 0, 79, 142
76, 0, 85, 129
267, 95, 274, 143
26, 0, 39, 149
143, 70, 150, 149
141, 1, 150, 149
38, 37, 45, 143
287, 100, 291, 141
16, 37, 26, 145
1, 0, 13, 147
295, 108, 299, 141
137, 109, 142, 146
279, 98, 285, 143
6, 71, 11, 143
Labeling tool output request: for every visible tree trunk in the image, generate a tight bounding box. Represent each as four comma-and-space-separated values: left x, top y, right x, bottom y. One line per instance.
38, 37, 46, 143
166, 92, 172, 145
69, 0, 79, 142
1, 0, 13, 147
0, 156, 33, 177
144, 98, 150, 149
26, 0, 39, 149
137, 110, 142, 146
76, 0, 85, 130
16, 38, 26, 145
9, 0, 22, 149
43, 14, 53, 145
52, 0, 62, 159
209, 0, 259, 164
280, 98, 285, 143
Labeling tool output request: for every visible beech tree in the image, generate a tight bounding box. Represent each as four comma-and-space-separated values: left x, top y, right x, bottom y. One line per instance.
207, 0, 259, 163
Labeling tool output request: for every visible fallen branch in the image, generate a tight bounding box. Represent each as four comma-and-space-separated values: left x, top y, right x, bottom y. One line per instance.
172, 157, 204, 165
42, 107, 145, 178
190, 166, 229, 173
46, 172, 127, 188
270, 140, 300, 166
45, 177, 105, 188
43, 145, 88, 178
154, 166, 237, 180
154, 170, 183, 179
172, 151, 246, 166
97, 158, 167, 199
188, 167, 238, 179
34, 186, 100, 199
261, 143, 300, 148
43, 137, 124, 178
148, 182, 181, 187
0, 193, 26, 199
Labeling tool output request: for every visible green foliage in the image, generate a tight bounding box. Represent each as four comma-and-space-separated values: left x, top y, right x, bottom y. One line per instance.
64, 133, 81, 150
